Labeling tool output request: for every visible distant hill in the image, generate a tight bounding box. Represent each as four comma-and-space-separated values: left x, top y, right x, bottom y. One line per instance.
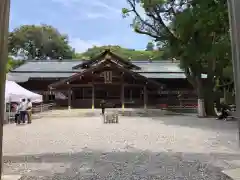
74, 45, 164, 61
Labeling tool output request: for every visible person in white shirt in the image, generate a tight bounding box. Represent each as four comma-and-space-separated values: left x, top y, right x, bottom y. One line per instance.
19, 99, 27, 123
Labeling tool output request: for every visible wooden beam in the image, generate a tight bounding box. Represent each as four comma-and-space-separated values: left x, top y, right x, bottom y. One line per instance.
92, 85, 95, 109
68, 88, 71, 110
68, 84, 92, 87
121, 84, 125, 109
0, 0, 10, 178
144, 85, 148, 109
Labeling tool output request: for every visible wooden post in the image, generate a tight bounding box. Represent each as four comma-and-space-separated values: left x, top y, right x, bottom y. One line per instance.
68, 88, 71, 110
92, 85, 95, 109
121, 84, 125, 109
144, 85, 148, 109
0, 0, 10, 178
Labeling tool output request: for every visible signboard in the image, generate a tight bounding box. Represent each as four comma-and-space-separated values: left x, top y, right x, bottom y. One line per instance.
103, 71, 112, 83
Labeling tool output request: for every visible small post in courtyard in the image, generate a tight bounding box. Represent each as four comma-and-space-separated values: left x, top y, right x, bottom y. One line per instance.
228, 0, 240, 145
92, 85, 95, 109
144, 85, 148, 109
121, 84, 125, 110
68, 88, 71, 110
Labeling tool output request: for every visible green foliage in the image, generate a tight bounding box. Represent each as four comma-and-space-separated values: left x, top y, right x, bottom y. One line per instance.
123, 0, 231, 115
6, 57, 24, 72
8, 24, 75, 59
223, 65, 233, 79
74, 45, 163, 60
146, 42, 154, 51
123, 0, 230, 75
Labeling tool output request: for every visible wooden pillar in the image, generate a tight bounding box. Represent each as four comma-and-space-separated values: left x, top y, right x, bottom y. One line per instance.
72, 90, 75, 108
68, 88, 71, 110
144, 85, 148, 109
121, 84, 125, 109
92, 85, 95, 109
0, 1, 10, 177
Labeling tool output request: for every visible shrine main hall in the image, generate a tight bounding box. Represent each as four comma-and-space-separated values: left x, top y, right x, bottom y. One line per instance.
8, 49, 197, 109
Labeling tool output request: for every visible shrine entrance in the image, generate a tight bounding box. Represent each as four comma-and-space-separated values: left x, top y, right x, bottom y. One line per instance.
94, 84, 121, 108
49, 50, 162, 109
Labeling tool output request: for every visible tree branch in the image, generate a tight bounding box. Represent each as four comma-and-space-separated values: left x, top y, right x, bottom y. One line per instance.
126, 0, 179, 42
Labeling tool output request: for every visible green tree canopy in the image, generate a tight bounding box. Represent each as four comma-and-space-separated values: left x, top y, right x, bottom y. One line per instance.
74, 45, 164, 60
146, 42, 154, 51
6, 57, 24, 72
123, 0, 231, 116
8, 24, 75, 60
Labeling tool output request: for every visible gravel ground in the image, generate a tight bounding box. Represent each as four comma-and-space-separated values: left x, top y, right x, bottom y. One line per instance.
3, 113, 240, 179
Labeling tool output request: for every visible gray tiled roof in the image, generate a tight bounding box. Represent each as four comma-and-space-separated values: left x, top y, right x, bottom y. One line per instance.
135, 62, 184, 73
140, 73, 207, 79
9, 60, 187, 82
12, 60, 183, 73
7, 72, 76, 82
13, 61, 82, 72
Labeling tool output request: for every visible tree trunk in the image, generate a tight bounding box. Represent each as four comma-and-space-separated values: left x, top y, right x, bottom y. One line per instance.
204, 95, 216, 116
203, 82, 216, 116
195, 76, 206, 117
0, 0, 10, 178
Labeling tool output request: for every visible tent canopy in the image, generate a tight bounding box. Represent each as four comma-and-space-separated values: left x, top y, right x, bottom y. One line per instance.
5, 80, 43, 103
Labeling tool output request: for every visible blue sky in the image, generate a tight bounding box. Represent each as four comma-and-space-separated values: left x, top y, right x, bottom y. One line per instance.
10, 0, 152, 52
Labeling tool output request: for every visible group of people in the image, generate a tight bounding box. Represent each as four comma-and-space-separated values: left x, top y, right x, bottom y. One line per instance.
15, 98, 32, 124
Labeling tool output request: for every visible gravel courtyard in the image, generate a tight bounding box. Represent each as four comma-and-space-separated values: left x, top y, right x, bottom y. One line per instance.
3, 111, 240, 179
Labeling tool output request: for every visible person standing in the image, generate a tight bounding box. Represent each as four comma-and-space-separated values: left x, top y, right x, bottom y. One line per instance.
27, 99, 32, 124
19, 99, 27, 123
14, 103, 20, 124
100, 100, 106, 115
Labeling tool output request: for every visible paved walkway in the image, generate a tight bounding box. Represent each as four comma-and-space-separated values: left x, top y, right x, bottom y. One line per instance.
3, 110, 240, 179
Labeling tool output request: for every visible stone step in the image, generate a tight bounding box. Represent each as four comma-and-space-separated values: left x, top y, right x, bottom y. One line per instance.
222, 168, 240, 180
2, 175, 21, 180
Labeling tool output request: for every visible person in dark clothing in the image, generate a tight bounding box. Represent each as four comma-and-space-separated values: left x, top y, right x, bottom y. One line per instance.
27, 99, 32, 124
217, 102, 230, 120
14, 103, 20, 124
100, 100, 106, 115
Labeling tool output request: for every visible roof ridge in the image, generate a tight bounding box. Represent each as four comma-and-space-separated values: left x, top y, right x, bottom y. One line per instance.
25, 60, 83, 62
10, 71, 79, 73
10, 71, 184, 73
17, 60, 179, 63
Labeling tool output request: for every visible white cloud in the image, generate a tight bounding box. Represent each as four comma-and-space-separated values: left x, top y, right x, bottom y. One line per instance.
51, 0, 80, 6
69, 38, 102, 52
91, 0, 121, 14
51, 0, 121, 19
85, 13, 109, 19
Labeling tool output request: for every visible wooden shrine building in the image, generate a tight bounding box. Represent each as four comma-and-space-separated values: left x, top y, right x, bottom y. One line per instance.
8, 49, 200, 109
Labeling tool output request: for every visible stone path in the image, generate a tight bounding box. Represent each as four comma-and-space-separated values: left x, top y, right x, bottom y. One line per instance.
3, 112, 240, 179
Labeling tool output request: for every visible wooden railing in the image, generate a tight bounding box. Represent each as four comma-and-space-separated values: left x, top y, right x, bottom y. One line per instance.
32, 103, 56, 113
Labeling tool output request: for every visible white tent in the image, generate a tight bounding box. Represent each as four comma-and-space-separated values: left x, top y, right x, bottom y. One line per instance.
5, 80, 43, 103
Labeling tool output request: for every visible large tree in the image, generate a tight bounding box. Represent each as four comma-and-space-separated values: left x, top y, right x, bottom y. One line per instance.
8, 25, 75, 59
123, 0, 230, 116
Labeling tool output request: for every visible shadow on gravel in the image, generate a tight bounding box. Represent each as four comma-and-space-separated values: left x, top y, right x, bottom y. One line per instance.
153, 115, 238, 132
3, 150, 239, 180
117, 109, 186, 118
